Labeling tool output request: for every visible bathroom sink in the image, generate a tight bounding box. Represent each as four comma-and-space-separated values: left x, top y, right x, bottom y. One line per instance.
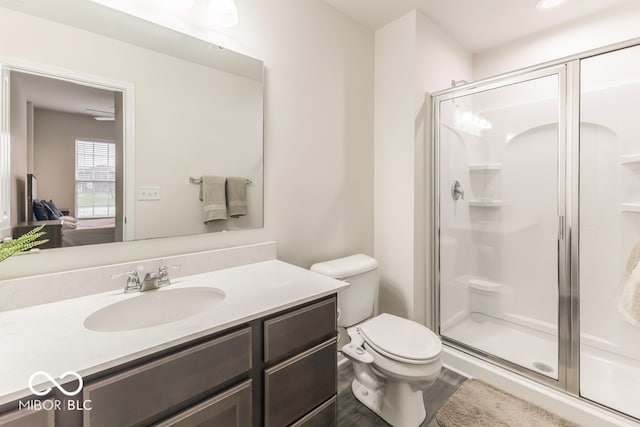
84, 287, 226, 332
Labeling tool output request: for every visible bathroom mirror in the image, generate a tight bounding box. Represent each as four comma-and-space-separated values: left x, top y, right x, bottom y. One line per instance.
0, 0, 264, 249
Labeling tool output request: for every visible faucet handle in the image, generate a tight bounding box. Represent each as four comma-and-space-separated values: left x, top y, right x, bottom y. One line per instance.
111, 270, 141, 293
158, 262, 181, 287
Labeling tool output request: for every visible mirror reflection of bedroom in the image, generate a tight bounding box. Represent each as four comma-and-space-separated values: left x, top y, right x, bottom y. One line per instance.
10, 71, 123, 248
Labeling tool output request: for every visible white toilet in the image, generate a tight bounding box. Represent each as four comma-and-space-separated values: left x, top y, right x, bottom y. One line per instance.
311, 254, 442, 427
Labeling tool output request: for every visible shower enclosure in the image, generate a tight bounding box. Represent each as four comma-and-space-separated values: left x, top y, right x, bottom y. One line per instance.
432, 40, 640, 421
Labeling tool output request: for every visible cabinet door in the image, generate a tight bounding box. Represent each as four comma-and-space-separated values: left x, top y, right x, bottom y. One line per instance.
84, 328, 251, 427
154, 380, 251, 427
264, 338, 337, 427
264, 297, 336, 364
0, 403, 54, 427
290, 397, 336, 427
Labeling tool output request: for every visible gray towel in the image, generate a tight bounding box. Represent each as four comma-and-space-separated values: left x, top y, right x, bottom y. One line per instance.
226, 177, 248, 218
199, 176, 227, 223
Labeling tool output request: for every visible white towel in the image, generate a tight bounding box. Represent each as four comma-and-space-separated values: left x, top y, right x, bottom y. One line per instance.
226, 177, 248, 218
619, 261, 640, 327
199, 176, 227, 223
625, 242, 640, 278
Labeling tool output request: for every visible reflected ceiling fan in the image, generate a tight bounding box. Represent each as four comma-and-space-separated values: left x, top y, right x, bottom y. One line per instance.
86, 108, 115, 121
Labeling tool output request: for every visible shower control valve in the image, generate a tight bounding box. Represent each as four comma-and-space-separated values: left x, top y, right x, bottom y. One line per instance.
451, 180, 465, 201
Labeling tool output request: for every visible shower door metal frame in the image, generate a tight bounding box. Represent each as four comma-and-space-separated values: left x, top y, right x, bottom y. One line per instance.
430, 36, 640, 415
431, 64, 571, 391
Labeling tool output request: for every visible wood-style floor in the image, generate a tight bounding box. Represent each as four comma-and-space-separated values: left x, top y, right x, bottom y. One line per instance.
337, 361, 467, 427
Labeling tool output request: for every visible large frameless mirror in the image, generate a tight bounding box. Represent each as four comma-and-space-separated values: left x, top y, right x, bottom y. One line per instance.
0, 0, 264, 250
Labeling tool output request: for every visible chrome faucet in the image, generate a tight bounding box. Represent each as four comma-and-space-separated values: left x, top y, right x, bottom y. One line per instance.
112, 263, 181, 293
112, 268, 161, 293
111, 270, 142, 293
140, 272, 160, 291
158, 262, 181, 287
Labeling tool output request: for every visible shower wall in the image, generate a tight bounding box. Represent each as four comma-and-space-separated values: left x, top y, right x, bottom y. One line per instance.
440, 76, 560, 334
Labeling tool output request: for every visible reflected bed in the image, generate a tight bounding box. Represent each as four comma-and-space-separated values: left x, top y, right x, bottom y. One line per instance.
63, 218, 115, 247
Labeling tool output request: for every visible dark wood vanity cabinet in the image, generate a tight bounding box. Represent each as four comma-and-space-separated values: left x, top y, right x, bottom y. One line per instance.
0, 294, 338, 427
263, 298, 338, 427
0, 404, 54, 427
83, 328, 253, 427
155, 380, 253, 427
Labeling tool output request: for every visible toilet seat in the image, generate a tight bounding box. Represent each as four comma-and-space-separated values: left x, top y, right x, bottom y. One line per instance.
359, 313, 442, 364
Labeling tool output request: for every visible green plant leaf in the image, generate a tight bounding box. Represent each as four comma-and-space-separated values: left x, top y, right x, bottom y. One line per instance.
0, 225, 49, 263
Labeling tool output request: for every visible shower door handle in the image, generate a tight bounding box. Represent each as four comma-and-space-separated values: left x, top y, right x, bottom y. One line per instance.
558, 216, 565, 240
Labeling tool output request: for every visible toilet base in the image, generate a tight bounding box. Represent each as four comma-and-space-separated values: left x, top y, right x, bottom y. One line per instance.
352, 378, 426, 427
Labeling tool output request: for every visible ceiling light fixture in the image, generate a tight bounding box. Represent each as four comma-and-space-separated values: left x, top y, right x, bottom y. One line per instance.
159, 0, 196, 10
536, 0, 567, 10
207, 0, 239, 28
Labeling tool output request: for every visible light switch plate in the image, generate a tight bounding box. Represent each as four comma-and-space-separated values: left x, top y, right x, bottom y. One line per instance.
136, 186, 161, 201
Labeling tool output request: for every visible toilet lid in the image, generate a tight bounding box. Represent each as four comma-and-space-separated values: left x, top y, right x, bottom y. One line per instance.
359, 313, 441, 363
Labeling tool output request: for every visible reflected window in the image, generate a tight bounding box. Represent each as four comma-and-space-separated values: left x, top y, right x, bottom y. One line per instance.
75, 140, 116, 218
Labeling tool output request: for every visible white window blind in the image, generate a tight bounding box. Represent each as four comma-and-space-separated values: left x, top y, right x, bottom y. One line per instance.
75, 140, 116, 218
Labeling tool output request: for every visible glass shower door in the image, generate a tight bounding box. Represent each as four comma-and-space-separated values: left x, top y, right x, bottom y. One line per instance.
436, 70, 563, 379
579, 44, 640, 419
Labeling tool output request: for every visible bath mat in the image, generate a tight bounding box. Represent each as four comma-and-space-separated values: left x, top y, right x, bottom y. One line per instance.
435, 379, 578, 427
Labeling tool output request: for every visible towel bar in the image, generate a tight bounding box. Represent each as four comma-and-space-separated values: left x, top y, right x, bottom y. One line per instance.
189, 177, 252, 185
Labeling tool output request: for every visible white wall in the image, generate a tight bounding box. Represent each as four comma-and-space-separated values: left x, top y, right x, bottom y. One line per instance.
33, 108, 116, 215
416, 11, 473, 326
252, 0, 375, 269
374, 10, 472, 322
374, 12, 416, 320
473, 1, 640, 80
0, 0, 374, 279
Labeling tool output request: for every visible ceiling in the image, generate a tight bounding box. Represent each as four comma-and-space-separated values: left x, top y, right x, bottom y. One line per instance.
322, 0, 634, 53
7, 1, 635, 107
11, 72, 115, 118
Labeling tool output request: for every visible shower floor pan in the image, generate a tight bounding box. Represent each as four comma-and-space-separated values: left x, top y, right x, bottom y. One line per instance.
444, 312, 640, 420
445, 312, 559, 378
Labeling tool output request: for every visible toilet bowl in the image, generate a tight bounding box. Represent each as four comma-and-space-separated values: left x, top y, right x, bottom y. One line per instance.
310, 254, 443, 427
341, 313, 442, 427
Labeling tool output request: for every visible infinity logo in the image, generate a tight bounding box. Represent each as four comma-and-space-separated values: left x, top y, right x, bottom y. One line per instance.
28, 371, 84, 397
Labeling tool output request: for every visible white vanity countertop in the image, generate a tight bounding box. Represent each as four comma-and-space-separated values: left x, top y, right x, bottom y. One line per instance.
0, 260, 348, 406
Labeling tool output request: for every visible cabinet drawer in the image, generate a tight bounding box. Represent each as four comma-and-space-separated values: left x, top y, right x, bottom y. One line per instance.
0, 404, 54, 427
264, 338, 337, 427
264, 297, 336, 364
154, 380, 252, 427
290, 397, 336, 427
84, 328, 251, 427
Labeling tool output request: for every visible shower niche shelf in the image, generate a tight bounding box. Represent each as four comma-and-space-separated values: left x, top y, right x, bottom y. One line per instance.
620, 203, 640, 213
469, 200, 503, 207
620, 154, 640, 164
449, 221, 533, 233
468, 163, 502, 171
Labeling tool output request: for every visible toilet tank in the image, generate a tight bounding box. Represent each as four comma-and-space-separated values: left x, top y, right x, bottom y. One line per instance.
310, 254, 379, 328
